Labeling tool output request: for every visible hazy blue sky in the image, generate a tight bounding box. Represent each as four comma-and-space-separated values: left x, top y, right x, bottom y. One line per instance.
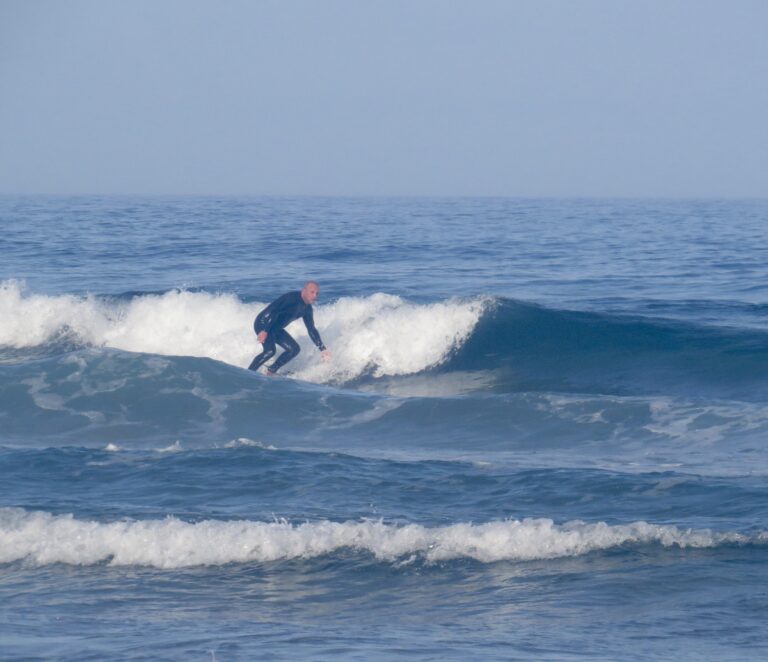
1, 0, 766, 197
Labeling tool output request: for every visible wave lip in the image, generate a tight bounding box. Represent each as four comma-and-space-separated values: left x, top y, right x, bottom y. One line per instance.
0, 508, 756, 569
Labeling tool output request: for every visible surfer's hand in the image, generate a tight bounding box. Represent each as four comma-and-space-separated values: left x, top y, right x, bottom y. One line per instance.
320, 349, 331, 362
257, 331, 267, 343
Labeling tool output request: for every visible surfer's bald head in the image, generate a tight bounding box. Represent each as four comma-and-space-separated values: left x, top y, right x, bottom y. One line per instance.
301, 280, 319, 304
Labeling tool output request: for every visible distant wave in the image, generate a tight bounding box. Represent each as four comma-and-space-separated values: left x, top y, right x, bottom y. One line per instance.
1, 507, 760, 569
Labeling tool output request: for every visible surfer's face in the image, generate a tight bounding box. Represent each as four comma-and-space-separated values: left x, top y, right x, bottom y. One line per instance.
302, 283, 319, 304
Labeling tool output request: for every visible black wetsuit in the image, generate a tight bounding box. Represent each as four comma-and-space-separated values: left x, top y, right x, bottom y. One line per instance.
248, 291, 326, 373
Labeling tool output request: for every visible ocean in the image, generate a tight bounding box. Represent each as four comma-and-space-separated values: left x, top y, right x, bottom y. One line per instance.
1, 195, 767, 660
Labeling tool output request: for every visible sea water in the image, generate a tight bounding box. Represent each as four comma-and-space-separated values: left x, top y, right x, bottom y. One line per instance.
1, 196, 767, 660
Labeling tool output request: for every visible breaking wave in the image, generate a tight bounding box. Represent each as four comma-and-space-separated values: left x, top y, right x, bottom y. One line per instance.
1, 507, 759, 569
4, 280, 768, 400
0, 281, 484, 382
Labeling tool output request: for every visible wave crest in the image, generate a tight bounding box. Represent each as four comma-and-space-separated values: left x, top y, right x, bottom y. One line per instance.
0, 281, 485, 382
0, 508, 754, 569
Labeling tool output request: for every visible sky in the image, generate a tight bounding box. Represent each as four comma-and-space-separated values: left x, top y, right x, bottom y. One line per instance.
1, 0, 766, 198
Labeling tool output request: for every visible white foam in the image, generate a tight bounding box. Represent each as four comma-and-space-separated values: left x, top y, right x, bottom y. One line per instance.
542, 392, 768, 450
0, 507, 755, 569
156, 440, 183, 453
292, 293, 485, 382
645, 398, 768, 445
0, 281, 485, 382
0, 280, 107, 349
222, 438, 276, 450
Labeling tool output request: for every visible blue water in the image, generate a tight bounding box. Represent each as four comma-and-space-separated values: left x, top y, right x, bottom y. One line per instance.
1, 195, 768, 660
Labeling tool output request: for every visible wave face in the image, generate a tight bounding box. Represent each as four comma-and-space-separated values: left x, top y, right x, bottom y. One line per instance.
440, 298, 768, 399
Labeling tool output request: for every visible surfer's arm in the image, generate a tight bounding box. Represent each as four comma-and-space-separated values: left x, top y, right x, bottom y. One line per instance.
303, 308, 326, 351
254, 307, 274, 334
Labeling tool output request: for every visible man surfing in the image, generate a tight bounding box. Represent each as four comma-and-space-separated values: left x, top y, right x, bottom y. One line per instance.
248, 280, 331, 375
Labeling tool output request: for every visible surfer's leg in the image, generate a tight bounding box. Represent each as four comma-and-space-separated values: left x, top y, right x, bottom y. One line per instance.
268, 330, 300, 373
248, 335, 276, 371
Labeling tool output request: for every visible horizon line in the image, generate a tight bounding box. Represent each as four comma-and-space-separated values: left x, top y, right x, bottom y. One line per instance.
1, 191, 767, 202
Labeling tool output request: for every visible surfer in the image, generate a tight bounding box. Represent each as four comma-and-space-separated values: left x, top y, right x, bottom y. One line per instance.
248, 281, 331, 375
